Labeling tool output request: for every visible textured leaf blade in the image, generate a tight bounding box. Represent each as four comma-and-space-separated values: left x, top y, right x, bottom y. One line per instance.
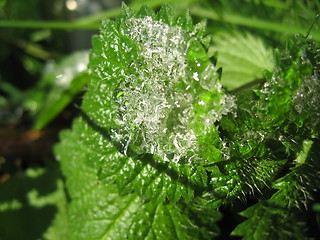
54, 117, 221, 239
59, 115, 207, 203
86, 4, 235, 166
271, 140, 320, 209
210, 31, 273, 90
79, 4, 237, 204
232, 201, 309, 240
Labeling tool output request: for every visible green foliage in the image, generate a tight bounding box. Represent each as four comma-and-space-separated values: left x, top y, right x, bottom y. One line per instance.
55, 118, 221, 239
52, 3, 320, 239
1, 1, 320, 239
29, 50, 89, 130
210, 31, 273, 90
86, 4, 236, 166
232, 201, 309, 240
257, 34, 320, 132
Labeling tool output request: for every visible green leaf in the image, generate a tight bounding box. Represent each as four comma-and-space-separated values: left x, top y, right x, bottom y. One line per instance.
55, 117, 221, 239
210, 31, 273, 90
25, 50, 89, 130
59, 116, 207, 204
232, 201, 309, 240
208, 158, 285, 203
86, 4, 235, 166
0, 0, 6, 8
232, 140, 320, 239
157, 3, 175, 25
136, 5, 155, 19
271, 140, 320, 209
257, 34, 320, 131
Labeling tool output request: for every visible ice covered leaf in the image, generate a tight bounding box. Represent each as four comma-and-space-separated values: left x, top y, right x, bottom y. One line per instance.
54, 117, 221, 239
58, 116, 207, 204
86, 3, 235, 165
210, 31, 273, 90
293, 74, 320, 130
258, 34, 320, 131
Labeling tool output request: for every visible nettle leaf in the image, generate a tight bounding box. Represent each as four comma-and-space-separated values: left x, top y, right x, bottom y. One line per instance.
271, 140, 320, 209
67, 114, 207, 203
55, 117, 221, 239
232, 201, 309, 240
85, 3, 235, 165
210, 31, 273, 90
207, 158, 285, 205
257, 34, 320, 132
79, 4, 237, 204
200, 90, 287, 205
207, 34, 320, 206
231, 140, 320, 239
229, 37, 320, 239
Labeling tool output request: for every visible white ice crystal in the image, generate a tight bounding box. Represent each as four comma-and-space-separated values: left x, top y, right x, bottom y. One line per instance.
110, 16, 235, 163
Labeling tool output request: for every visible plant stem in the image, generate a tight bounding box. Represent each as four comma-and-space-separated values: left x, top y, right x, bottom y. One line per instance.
0, 2, 319, 42
0, 0, 189, 30
0, 20, 99, 30
190, 6, 320, 41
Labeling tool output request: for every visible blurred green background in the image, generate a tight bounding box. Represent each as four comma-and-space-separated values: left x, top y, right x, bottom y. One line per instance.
0, 0, 319, 239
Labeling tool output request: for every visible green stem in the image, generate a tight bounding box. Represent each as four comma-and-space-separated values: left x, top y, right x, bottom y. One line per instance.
74, 0, 193, 25
190, 6, 320, 41
0, 20, 99, 30
1, 2, 319, 42
0, 0, 189, 30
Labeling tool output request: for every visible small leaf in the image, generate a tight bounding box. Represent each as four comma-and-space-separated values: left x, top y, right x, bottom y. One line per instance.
271, 140, 320, 209
136, 5, 155, 18
232, 201, 309, 240
192, 20, 207, 39
210, 31, 273, 90
119, 2, 134, 18
175, 10, 193, 31
157, 4, 175, 25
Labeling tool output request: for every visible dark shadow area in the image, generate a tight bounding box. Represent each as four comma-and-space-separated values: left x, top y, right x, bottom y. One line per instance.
0, 161, 61, 240
216, 198, 255, 240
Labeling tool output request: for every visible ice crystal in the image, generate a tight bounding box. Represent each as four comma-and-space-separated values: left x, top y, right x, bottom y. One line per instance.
293, 73, 320, 130
104, 15, 235, 163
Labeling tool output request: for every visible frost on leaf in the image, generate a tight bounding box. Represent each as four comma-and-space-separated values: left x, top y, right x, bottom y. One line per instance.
257, 34, 320, 132
55, 117, 222, 239
88, 5, 235, 165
